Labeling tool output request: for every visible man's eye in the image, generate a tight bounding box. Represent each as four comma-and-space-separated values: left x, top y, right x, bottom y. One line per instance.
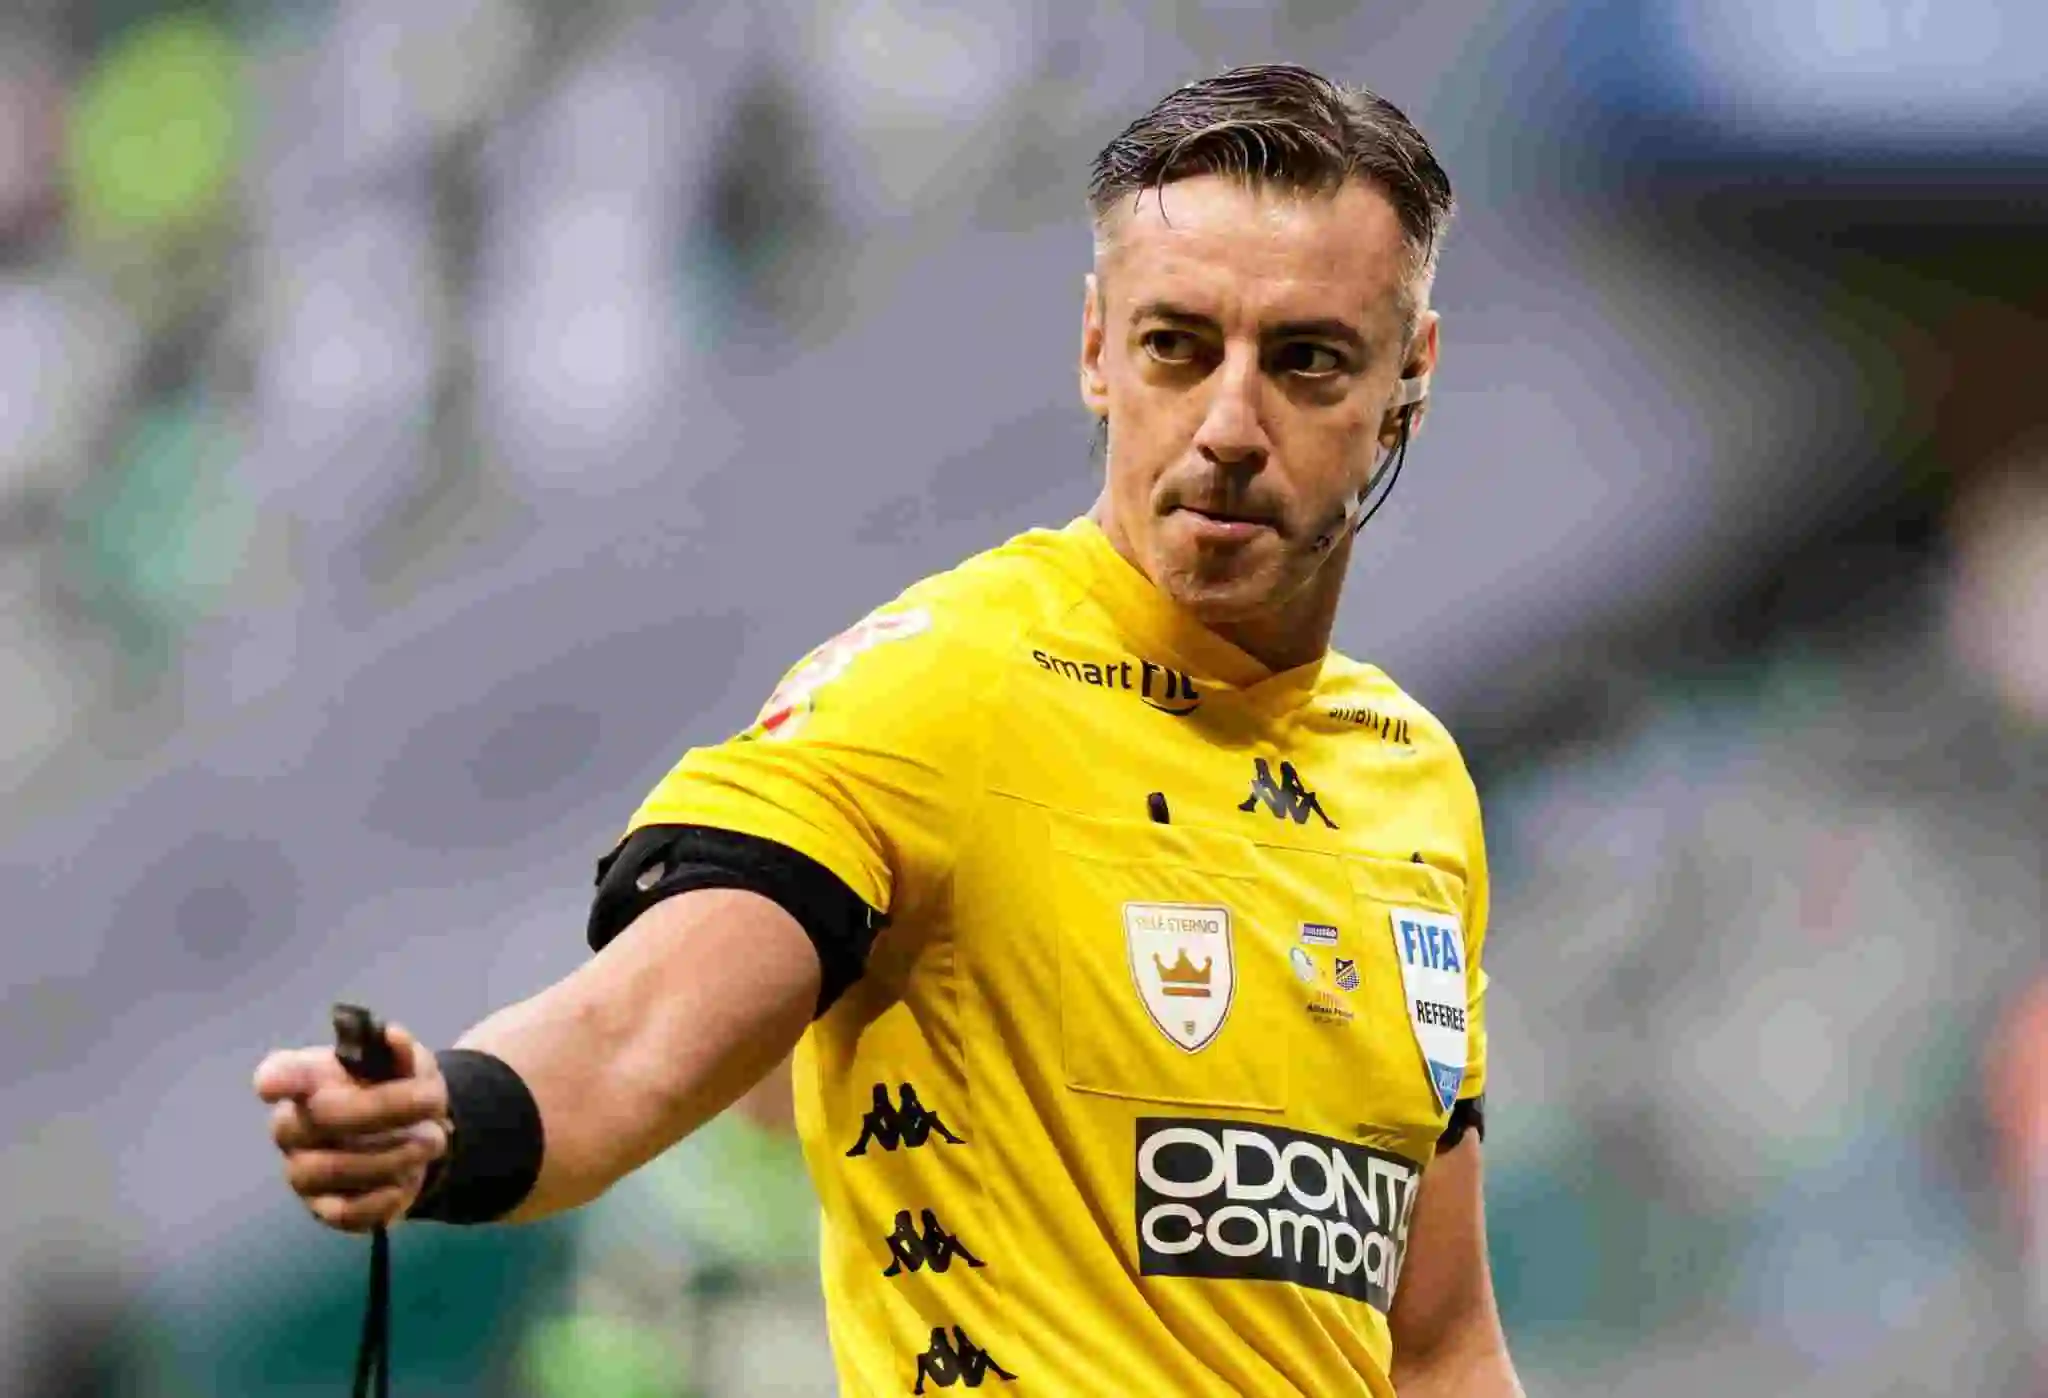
1275, 343, 1345, 377
1142, 330, 1200, 364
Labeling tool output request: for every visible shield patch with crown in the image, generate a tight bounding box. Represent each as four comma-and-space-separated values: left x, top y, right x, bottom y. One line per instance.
1124, 902, 1235, 1052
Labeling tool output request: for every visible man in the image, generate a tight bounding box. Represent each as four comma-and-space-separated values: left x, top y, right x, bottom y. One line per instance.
255, 64, 1521, 1396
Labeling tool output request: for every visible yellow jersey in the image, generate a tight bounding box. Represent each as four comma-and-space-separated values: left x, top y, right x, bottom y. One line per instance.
623, 517, 1491, 1396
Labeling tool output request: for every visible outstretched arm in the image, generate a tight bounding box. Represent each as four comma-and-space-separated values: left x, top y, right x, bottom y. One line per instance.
461, 886, 818, 1223
261, 590, 973, 1234
257, 886, 819, 1232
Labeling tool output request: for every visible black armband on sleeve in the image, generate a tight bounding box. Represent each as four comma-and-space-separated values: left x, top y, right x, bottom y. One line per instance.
588, 823, 884, 1019
1438, 1093, 1485, 1152
405, 1049, 544, 1225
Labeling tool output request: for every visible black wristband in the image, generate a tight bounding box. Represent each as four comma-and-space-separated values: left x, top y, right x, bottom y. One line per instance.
406, 1049, 544, 1225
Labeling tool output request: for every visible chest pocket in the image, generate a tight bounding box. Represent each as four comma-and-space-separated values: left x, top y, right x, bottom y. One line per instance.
1298, 854, 1471, 1141
1049, 809, 1291, 1112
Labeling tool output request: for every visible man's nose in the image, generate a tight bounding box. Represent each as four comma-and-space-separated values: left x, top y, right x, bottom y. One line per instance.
1193, 352, 1270, 469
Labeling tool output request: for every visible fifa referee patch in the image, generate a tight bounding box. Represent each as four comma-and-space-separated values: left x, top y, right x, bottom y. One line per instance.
1387, 908, 1467, 1114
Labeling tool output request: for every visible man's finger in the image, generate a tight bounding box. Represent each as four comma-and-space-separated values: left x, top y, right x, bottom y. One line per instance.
255, 1025, 435, 1107
298, 1075, 447, 1135
253, 1047, 350, 1103
271, 1085, 447, 1151
382, 1024, 436, 1081
308, 1183, 415, 1235
285, 1142, 433, 1199
272, 1104, 443, 1155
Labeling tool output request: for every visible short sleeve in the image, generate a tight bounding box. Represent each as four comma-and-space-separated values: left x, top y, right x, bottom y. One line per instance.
1457, 773, 1491, 1101
621, 593, 989, 926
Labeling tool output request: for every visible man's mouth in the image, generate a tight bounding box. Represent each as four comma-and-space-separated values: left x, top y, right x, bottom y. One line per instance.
1175, 505, 1275, 538
1183, 504, 1270, 522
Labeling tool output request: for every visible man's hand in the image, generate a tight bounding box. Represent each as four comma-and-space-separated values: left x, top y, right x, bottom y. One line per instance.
254, 1024, 452, 1234
248, 887, 820, 1232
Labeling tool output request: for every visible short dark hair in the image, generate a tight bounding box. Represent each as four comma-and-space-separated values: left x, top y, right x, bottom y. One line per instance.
1088, 64, 1454, 322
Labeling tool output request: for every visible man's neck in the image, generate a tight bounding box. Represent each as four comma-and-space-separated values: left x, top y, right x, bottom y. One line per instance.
1201, 563, 1344, 674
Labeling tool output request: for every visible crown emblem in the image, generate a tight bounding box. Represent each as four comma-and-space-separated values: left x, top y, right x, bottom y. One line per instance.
1153, 950, 1214, 997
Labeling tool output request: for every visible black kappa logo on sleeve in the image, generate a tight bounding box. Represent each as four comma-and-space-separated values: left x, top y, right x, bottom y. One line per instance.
847, 1083, 966, 1156
914, 1326, 1016, 1392
883, 1209, 985, 1276
1238, 758, 1337, 828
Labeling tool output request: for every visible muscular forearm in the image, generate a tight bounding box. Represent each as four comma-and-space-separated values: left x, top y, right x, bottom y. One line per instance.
1387, 1134, 1521, 1398
1394, 1343, 1525, 1398
452, 887, 820, 1223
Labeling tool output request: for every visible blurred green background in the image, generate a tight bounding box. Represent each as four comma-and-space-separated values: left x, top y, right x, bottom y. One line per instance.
1, 2, 2043, 1395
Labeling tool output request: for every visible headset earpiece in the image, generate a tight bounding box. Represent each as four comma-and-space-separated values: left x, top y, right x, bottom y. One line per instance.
1312, 374, 1427, 552
1381, 370, 1430, 447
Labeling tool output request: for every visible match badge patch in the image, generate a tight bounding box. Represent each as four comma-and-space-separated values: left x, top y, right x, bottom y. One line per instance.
1300, 921, 1339, 946
1125, 902, 1235, 1053
1387, 907, 1468, 1114
1288, 947, 1317, 984
751, 606, 931, 741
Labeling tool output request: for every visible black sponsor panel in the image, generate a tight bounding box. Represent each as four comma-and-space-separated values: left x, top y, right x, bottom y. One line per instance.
1135, 1117, 1420, 1311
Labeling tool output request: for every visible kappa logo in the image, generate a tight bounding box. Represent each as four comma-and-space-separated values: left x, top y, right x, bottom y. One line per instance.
1126, 903, 1236, 1052
1032, 650, 1202, 715
914, 1326, 1016, 1393
750, 607, 932, 741
846, 1083, 965, 1157
882, 1209, 984, 1277
1135, 1118, 1422, 1312
1239, 758, 1337, 828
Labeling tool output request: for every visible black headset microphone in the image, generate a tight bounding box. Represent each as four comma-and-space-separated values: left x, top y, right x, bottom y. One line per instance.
1311, 370, 1430, 553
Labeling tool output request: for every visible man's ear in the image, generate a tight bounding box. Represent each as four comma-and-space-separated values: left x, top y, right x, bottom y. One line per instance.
1080, 273, 1109, 418
1381, 309, 1440, 448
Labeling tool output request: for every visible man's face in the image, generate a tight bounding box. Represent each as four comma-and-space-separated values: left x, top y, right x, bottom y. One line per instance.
1081, 173, 1437, 627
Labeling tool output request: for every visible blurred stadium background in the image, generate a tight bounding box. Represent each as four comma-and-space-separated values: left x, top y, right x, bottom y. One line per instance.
1, 1, 2043, 1394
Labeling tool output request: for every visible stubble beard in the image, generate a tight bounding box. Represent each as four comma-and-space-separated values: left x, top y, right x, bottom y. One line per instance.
1153, 531, 1309, 626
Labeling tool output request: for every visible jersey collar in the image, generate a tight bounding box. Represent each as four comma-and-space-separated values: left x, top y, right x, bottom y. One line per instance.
1064, 516, 1328, 702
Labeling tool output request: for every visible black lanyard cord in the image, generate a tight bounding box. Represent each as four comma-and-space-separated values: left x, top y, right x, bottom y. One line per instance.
351, 1225, 391, 1398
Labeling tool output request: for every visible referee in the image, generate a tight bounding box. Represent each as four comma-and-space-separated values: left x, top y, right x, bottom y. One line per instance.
255, 64, 1522, 1397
